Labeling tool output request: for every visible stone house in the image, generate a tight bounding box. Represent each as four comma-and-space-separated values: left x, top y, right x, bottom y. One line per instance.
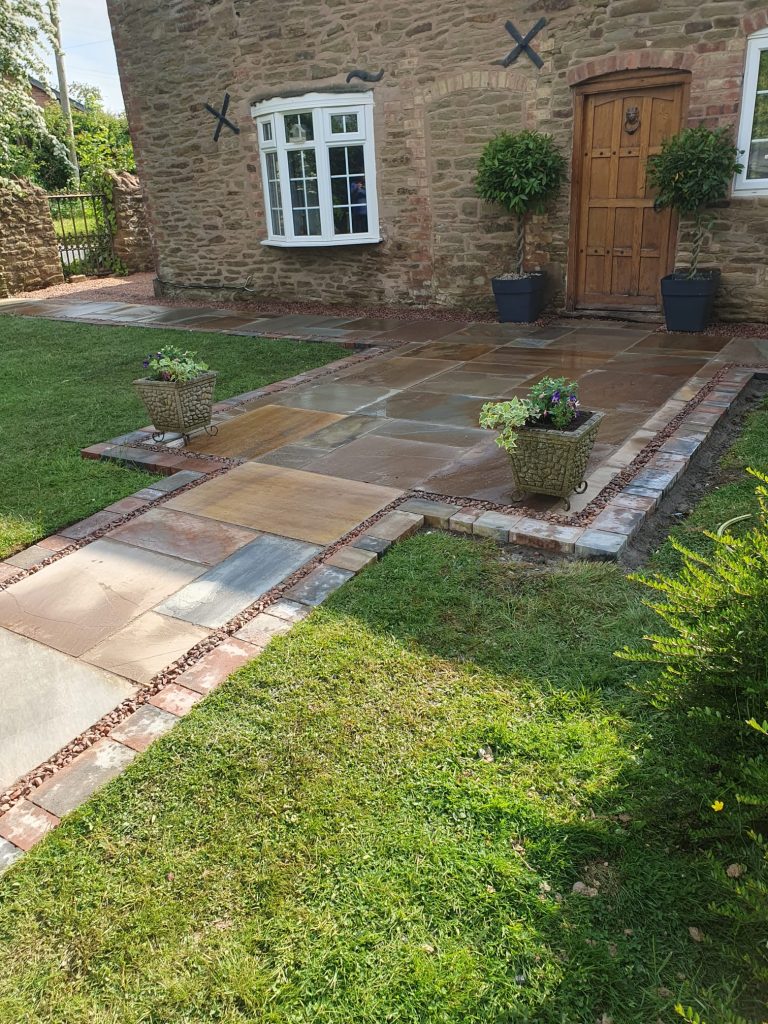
107, 0, 768, 320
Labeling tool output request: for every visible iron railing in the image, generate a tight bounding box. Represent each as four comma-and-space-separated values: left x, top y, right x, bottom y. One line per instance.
49, 192, 114, 277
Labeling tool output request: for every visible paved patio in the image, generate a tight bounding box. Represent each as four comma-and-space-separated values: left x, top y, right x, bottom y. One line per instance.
1, 294, 767, 867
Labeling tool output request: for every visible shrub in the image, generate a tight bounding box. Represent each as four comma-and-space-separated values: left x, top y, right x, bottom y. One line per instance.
479, 376, 579, 453
475, 130, 566, 275
142, 346, 210, 383
646, 125, 743, 277
618, 469, 768, 821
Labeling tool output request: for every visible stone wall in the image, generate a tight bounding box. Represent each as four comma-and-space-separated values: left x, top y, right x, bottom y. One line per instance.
0, 180, 63, 297
106, 0, 768, 320
108, 170, 154, 273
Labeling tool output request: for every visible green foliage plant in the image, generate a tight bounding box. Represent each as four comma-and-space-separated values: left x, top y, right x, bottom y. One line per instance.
646, 126, 743, 278
475, 130, 567, 276
618, 469, 768, 828
480, 376, 580, 453
142, 346, 210, 383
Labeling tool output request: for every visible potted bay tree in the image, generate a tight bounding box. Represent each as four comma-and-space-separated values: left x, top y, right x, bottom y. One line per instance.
647, 125, 743, 332
133, 345, 218, 442
480, 377, 603, 508
475, 129, 566, 323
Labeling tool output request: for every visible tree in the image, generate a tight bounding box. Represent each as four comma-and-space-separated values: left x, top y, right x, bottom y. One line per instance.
0, 0, 72, 182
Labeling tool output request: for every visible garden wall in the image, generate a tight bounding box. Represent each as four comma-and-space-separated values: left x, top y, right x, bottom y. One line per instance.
109, 171, 155, 274
0, 180, 63, 297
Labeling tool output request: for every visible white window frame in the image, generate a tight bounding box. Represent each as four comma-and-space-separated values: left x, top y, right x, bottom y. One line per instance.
735, 28, 768, 195
251, 91, 380, 247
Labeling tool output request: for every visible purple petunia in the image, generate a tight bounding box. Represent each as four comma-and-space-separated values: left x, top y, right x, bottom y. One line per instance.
551, 390, 561, 404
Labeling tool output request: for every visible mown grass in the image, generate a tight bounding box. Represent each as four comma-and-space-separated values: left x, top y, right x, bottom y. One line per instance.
0, 315, 346, 558
0, 534, 763, 1023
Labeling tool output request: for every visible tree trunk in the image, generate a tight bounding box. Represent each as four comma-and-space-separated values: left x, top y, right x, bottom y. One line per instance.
515, 214, 526, 277
48, 0, 80, 185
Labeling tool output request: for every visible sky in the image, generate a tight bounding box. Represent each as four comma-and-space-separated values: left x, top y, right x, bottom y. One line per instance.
41, 0, 125, 113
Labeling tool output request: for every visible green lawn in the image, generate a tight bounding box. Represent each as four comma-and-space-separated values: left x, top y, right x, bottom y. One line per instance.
0, 315, 347, 558
0, 532, 763, 1022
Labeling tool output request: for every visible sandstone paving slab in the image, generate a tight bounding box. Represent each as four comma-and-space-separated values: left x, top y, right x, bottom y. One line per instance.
109, 508, 259, 565
266, 381, 395, 414
414, 367, 534, 397
109, 704, 179, 752
298, 413, 380, 450
188, 404, 343, 460
304, 435, 466, 489
0, 799, 59, 851
156, 532, 322, 628
366, 418, 489, 448
283, 566, 354, 606
0, 540, 206, 657
255, 444, 331, 469
30, 739, 137, 819
0, 627, 135, 792
82, 612, 211, 684
336, 356, 460, 389
164, 462, 402, 546
398, 497, 461, 528
362, 390, 490, 429
59, 510, 122, 540
365, 511, 424, 542
0, 839, 22, 872
175, 638, 260, 695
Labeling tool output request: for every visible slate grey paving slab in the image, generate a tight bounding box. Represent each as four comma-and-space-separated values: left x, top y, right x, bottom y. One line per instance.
156, 533, 322, 628
283, 566, 354, 606
143, 469, 205, 493
299, 414, 380, 449
30, 739, 137, 818
109, 507, 258, 564
0, 839, 22, 872
0, 627, 135, 792
255, 444, 329, 469
267, 382, 395, 414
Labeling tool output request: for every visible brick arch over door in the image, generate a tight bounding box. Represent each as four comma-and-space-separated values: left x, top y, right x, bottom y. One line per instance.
566, 68, 691, 313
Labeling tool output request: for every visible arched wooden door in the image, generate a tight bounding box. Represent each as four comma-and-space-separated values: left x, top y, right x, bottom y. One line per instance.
567, 71, 689, 312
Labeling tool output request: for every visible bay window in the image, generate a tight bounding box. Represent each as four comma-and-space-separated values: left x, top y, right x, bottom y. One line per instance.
252, 92, 380, 246
735, 28, 768, 194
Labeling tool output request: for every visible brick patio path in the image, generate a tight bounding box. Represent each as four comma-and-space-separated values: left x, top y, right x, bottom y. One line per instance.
1, 294, 766, 870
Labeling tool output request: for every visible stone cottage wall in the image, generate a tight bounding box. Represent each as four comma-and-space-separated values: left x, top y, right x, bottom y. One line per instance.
0, 180, 63, 297
108, 170, 155, 273
106, 0, 768, 320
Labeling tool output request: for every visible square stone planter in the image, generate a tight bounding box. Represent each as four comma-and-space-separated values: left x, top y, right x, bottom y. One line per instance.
509, 410, 604, 505
133, 371, 218, 441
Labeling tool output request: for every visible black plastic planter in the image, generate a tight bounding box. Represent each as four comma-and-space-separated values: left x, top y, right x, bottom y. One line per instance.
491, 273, 547, 323
660, 269, 721, 332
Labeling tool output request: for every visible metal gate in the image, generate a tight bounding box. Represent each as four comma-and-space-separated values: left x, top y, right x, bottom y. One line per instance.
49, 192, 114, 277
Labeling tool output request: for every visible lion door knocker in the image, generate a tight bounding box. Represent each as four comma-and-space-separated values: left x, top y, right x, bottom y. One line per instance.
624, 106, 640, 135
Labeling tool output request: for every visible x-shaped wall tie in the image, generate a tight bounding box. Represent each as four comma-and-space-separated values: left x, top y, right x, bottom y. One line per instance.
493, 18, 547, 70
204, 92, 241, 142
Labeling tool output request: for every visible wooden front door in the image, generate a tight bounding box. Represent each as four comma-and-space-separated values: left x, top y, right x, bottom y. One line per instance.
570, 73, 687, 311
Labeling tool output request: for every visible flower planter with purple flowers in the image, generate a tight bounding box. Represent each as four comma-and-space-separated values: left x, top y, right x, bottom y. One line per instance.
132, 346, 218, 442
479, 376, 603, 506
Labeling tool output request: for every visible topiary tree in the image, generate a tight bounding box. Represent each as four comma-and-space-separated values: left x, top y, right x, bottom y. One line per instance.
475, 129, 566, 277
646, 125, 743, 279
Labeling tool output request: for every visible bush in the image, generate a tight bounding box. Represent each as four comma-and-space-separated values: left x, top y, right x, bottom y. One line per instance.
480, 376, 580, 453
646, 125, 743, 276
142, 346, 210, 382
475, 130, 566, 275
618, 469, 768, 833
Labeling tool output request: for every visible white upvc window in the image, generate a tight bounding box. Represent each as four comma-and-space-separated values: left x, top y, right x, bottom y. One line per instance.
252, 92, 380, 246
735, 28, 768, 195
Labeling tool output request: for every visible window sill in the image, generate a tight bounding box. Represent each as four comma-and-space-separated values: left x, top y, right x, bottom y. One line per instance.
732, 185, 768, 197
261, 236, 383, 248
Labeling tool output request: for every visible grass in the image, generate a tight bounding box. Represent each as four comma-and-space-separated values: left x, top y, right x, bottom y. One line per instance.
0, 533, 763, 1022
0, 316, 347, 558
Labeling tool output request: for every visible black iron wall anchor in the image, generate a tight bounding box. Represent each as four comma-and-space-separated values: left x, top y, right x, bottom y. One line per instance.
204, 92, 240, 141
493, 18, 547, 70
346, 69, 385, 84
